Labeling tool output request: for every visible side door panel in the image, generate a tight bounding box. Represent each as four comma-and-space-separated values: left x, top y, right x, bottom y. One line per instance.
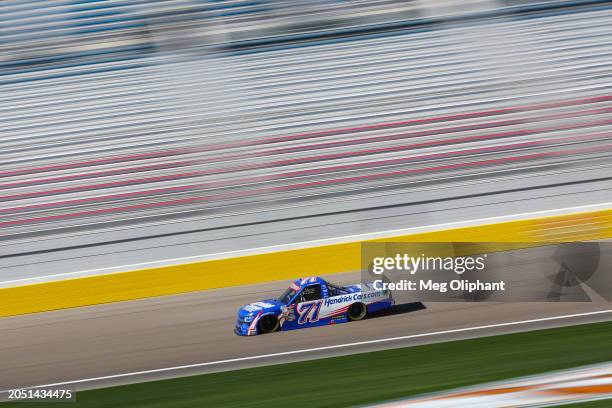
280, 283, 392, 331
280, 284, 323, 331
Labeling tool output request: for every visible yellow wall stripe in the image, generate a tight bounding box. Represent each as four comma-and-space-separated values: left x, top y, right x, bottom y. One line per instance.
1, 209, 611, 317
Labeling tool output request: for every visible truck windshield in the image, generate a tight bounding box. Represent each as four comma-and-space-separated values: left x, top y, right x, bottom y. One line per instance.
277, 287, 298, 304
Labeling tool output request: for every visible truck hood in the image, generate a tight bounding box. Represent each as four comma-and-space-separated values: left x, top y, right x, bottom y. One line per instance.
237, 299, 283, 318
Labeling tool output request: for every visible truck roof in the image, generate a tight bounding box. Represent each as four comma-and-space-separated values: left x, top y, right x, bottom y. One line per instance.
291, 276, 327, 289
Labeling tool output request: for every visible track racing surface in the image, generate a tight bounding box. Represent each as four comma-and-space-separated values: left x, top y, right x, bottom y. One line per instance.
1, 272, 610, 392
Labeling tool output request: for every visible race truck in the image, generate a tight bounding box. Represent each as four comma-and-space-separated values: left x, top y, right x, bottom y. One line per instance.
235, 276, 394, 336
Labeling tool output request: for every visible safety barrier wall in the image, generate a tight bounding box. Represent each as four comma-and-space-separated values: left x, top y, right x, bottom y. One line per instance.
1, 208, 611, 317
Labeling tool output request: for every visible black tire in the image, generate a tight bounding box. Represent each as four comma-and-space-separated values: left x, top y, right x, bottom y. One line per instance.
258, 315, 279, 334
348, 303, 367, 321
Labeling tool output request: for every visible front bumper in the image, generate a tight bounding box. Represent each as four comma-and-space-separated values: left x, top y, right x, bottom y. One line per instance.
234, 319, 254, 336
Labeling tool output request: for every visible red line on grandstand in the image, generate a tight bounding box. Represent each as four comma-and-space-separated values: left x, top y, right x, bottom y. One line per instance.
258, 106, 612, 155
1, 130, 609, 212
1, 143, 610, 228
0, 161, 201, 189
2, 117, 610, 202
0, 94, 610, 178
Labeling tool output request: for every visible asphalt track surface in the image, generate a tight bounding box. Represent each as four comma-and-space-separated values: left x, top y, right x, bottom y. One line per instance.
1, 272, 610, 393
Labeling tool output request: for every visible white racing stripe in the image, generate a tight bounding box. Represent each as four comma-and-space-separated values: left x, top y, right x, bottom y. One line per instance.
1, 309, 610, 393
1, 201, 611, 288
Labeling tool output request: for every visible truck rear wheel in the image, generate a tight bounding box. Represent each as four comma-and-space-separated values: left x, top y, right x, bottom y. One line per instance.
348, 303, 367, 321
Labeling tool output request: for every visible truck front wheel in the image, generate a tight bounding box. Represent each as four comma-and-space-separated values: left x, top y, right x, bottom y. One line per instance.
258, 315, 279, 334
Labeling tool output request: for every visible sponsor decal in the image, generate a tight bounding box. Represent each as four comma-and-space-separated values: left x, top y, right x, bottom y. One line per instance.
324, 291, 384, 307
325, 295, 353, 307
281, 304, 296, 322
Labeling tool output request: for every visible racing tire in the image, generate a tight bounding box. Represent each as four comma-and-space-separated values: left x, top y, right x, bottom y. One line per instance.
258, 315, 279, 334
348, 302, 367, 321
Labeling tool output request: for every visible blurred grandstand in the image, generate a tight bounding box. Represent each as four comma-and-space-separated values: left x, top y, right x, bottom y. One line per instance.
1, 0, 612, 266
